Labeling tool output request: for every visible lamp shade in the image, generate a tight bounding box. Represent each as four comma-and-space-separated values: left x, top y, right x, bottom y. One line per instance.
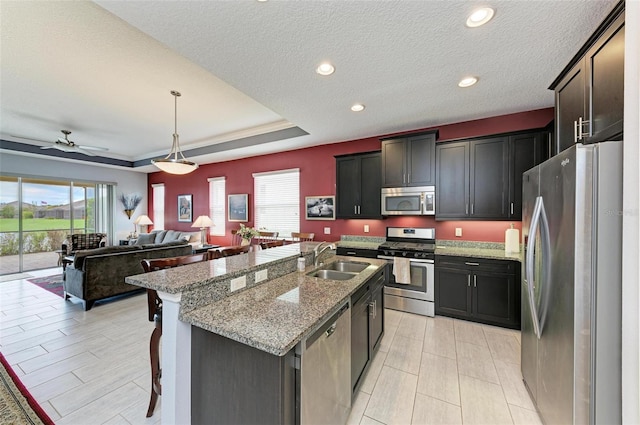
192, 215, 214, 228
134, 215, 154, 226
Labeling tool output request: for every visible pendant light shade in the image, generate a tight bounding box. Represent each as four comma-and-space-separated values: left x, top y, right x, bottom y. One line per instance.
152, 90, 199, 175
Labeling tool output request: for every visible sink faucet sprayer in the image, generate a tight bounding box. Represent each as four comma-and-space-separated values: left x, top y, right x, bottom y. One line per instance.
313, 242, 336, 266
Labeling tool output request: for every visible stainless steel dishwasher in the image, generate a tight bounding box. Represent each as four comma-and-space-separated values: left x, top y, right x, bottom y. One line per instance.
299, 303, 351, 425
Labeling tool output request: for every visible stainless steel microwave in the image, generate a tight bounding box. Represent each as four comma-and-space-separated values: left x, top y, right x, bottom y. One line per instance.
381, 186, 435, 216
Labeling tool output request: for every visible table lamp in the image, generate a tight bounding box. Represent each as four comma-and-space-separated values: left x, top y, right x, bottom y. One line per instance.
192, 215, 214, 246
134, 214, 154, 238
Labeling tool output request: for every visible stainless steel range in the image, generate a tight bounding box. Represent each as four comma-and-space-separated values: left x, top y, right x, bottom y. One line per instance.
377, 227, 435, 317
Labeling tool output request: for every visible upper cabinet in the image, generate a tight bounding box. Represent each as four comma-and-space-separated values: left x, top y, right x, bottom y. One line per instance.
550, 3, 624, 154
381, 131, 438, 187
436, 130, 546, 220
335, 151, 382, 219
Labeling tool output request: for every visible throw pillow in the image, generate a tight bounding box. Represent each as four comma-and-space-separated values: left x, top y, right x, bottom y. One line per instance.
135, 233, 156, 245
162, 230, 181, 243
153, 230, 167, 244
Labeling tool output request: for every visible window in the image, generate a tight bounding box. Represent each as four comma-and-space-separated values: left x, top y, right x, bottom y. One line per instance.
208, 177, 225, 236
152, 184, 165, 230
253, 168, 300, 238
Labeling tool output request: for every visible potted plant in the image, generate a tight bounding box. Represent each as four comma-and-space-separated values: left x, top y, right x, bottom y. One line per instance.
237, 224, 260, 246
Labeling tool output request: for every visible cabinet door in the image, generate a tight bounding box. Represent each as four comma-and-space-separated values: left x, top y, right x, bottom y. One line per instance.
359, 152, 382, 218
336, 156, 360, 218
369, 281, 384, 352
351, 293, 371, 393
586, 14, 624, 142
509, 132, 544, 220
436, 141, 469, 219
470, 137, 508, 219
407, 134, 436, 186
472, 271, 519, 329
435, 268, 471, 319
381, 139, 406, 187
555, 61, 586, 154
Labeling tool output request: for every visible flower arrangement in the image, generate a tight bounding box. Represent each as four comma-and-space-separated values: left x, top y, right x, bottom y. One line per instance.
237, 224, 260, 242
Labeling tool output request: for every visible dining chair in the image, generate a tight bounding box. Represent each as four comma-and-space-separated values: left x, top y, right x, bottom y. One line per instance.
291, 232, 315, 242
140, 252, 208, 417
231, 229, 242, 246
256, 231, 279, 244
260, 240, 285, 249
220, 245, 252, 257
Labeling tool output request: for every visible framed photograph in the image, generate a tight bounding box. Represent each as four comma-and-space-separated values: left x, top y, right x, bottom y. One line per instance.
177, 194, 193, 222
305, 196, 335, 220
228, 194, 248, 222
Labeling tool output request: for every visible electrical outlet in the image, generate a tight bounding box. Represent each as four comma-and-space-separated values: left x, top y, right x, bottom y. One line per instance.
455, 227, 463, 237
324, 227, 331, 234
364, 225, 370, 233
230, 275, 246, 292
255, 269, 268, 283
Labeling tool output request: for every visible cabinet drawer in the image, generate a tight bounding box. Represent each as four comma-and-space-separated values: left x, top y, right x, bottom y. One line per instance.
435, 255, 516, 274
337, 246, 379, 259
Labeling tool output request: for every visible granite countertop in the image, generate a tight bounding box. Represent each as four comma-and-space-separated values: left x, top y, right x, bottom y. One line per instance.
435, 240, 522, 261
337, 235, 385, 250
182, 255, 387, 356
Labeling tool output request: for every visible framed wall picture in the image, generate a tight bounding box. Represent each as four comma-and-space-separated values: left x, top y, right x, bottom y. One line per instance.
178, 194, 193, 222
305, 196, 335, 220
228, 194, 248, 222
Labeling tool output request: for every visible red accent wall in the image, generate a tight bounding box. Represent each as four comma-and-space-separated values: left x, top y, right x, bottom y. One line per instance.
147, 108, 552, 245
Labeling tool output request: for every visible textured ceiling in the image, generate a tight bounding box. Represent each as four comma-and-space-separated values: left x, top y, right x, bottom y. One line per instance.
0, 0, 618, 172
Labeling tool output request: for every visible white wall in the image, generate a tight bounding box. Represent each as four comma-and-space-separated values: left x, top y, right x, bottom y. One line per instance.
622, 1, 639, 423
0, 152, 148, 244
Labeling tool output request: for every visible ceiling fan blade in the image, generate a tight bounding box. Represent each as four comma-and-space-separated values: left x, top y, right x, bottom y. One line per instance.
74, 147, 96, 156
77, 144, 109, 152
12, 135, 49, 143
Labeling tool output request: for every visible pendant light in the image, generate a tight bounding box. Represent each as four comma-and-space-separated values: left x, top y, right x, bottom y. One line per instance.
152, 90, 199, 174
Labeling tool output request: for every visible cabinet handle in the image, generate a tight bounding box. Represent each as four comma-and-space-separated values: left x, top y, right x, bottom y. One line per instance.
346, 251, 356, 255
473, 275, 477, 288
574, 120, 578, 143
465, 204, 469, 215
511, 203, 514, 215
467, 275, 471, 287
471, 203, 474, 215
354, 205, 357, 214
369, 302, 375, 317
374, 300, 377, 318
465, 262, 480, 266
358, 205, 361, 215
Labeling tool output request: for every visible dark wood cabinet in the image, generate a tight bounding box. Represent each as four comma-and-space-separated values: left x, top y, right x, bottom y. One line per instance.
336, 151, 382, 219
350, 265, 387, 395
436, 137, 508, 220
435, 256, 520, 329
508, 132, 545, 220
336, 246, 379, 259
550, 3, 624, 153
437, 131, 546, 220
381, 131, 437, 187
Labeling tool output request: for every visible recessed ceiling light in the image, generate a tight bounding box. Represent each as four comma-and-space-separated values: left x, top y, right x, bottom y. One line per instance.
351, 104, 365, 112
316, 62, 335, 76
458, 77, 478, 88
466, 7, 495, 27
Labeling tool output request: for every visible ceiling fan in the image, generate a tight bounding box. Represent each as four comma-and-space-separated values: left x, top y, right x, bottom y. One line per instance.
38, 130, 109, 156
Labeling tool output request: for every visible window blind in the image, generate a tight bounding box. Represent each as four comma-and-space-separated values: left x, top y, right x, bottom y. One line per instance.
152, 183, 165, 230
208, 177, 226, 236
253, 168, 300, 238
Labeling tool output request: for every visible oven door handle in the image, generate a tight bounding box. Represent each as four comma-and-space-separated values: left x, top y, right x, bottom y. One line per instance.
377, 255, 434, 264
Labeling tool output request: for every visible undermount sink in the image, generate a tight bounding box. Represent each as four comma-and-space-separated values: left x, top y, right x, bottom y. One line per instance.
322, 261, 370, 273
308, 269, 357, 281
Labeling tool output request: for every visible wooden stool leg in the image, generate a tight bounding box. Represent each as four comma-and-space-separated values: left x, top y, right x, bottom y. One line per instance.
146, 321, 162, 417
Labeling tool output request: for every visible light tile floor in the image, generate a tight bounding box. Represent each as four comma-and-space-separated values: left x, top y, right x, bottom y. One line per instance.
1, 268, 542, 424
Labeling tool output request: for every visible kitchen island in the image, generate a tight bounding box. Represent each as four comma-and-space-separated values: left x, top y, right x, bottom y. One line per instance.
125, 242, 387, 424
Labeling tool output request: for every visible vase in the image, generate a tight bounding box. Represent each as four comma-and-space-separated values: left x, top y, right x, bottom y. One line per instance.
241, 238, 251, 246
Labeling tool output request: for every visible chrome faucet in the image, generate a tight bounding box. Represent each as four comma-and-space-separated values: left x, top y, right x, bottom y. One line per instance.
313, 242, 336, 266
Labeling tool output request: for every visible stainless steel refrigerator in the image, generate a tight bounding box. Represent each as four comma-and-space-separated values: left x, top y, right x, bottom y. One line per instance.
521, 141, 622, 424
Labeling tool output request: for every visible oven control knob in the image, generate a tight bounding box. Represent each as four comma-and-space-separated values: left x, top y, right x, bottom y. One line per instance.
402, 252, 407, 257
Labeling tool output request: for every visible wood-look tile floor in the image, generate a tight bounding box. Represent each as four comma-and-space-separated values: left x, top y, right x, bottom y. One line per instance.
1, 268, 542, 424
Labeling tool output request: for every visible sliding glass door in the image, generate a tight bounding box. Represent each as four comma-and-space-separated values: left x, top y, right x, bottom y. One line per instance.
0, 176, 107, 275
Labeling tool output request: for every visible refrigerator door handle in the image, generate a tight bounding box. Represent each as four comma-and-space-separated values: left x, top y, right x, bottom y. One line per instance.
526, 195, 550, 339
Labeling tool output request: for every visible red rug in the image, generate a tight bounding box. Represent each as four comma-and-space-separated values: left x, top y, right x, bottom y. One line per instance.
0, 351, 55, 424
26, 275, 64, 298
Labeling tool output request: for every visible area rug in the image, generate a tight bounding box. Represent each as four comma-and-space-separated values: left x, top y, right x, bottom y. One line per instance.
26, 275, 64, 298
0, 352, 55, 425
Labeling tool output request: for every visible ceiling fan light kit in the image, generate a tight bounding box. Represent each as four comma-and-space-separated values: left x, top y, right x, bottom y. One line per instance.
152, 90, 199, 175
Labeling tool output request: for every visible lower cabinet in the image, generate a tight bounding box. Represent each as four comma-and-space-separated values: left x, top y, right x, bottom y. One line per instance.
435, 256, 520, 329
351, 265, 386, 395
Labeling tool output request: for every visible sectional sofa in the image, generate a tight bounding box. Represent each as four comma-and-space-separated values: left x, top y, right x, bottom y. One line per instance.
64, 239, 193, 310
